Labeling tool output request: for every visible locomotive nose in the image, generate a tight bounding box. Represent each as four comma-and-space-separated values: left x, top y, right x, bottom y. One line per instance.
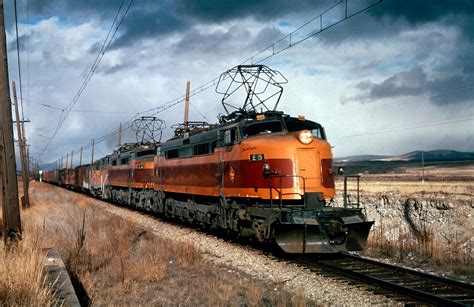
274, 212, 373, 253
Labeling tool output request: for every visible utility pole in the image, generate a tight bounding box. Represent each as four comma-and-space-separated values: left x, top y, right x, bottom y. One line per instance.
184, 81, 190, 128
0, 0, 21, 244
91, 139, 95, 165
12, 81, 29, 207
79, 146, 82, 166
117, 123, 122, 147
70, 150, 73, 169
65, 152, 68, 169
421, 151, 425, 184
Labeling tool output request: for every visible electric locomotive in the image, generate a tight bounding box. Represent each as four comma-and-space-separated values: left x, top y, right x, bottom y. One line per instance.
42, 65, 374, 254
153, 65, 373, 253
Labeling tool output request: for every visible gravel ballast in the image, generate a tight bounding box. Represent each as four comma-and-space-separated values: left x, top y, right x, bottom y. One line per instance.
82, 198, 400, 305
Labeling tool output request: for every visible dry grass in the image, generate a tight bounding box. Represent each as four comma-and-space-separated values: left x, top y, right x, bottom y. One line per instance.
18, 182, 306, 305
0, 179, 56, 305
348, 178, 474, 280
0, 234, 56, 305
363, 219, 473, 279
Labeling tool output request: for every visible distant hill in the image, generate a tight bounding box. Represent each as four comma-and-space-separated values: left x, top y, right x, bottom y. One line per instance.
335, 150, 474, 162
334, 155, 390, 162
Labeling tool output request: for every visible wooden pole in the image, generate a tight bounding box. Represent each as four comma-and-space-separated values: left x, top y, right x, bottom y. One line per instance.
184, 81, 190, 128
91, 139, 95, 165
65, 152, 68, 169
0, 0, 21, 244
70, 150, 73, 168
25, 143, 29, 177
12, 81, 29, 207
421, 151, 425, 184
79, 146, 82, 166
118, 123, 122, 147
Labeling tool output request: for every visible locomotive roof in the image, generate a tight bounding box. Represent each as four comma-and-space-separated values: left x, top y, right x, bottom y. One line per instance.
91, 110, 324, 162
160, 110, 324, 151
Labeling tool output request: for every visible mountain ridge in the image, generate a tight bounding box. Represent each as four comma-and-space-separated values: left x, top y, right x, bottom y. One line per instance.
334, 150, 474, 162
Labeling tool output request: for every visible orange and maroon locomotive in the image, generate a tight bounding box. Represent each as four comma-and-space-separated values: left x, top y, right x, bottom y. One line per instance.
43, 65, 373, 253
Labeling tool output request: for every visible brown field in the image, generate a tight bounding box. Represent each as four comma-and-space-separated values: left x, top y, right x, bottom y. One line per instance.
1, 163, 472, 303
335, 167, 473, 282
336, 180, 473, 196
335, 160, 474, 182
1, 182, 306, 305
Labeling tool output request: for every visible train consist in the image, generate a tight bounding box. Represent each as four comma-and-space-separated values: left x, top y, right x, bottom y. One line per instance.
42, 65, 373, 253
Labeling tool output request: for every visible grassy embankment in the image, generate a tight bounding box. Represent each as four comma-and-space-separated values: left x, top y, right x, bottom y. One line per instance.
1, 182, 306, 305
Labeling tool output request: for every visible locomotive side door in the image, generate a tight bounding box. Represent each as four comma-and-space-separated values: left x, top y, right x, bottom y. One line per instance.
215, 147, 224, 194
217, 126, 239, 197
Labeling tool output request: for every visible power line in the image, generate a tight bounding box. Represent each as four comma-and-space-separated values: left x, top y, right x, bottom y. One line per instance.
26, 98, 138, 114
41, 0, 382, 163
39, 0, 135, 158
330, 115, 474, 140
106, 0, 384, 131
316, 84, 474, 122
13, 0, 24, 120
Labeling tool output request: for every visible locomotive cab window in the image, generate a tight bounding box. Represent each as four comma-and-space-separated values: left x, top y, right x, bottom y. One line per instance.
136, 149, 156, 158
242, 121, 282, 137
121, 158, 129, 165
284, 118, 326, 140
224, 128, 238, 145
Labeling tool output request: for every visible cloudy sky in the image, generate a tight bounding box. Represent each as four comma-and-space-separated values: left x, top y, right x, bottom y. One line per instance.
3, 0, 473, 166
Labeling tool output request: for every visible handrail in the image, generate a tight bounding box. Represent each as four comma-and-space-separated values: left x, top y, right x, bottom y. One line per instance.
343, 175, 360, 207
269, 174, 306, 208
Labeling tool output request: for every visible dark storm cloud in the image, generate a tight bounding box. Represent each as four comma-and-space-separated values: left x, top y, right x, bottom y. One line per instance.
172, 25, 283, 56
173, 0, 330, 22
368, 66, 426, 98
371, 0, 474, 42
24, 0, 330, 50
173, 26, 251, 54
16, 0, 474, 49
370, 0, 474, 25
318, 0, 474, 43
109, 7, 188, 48
253, 26, 283, 50
342, 66, 474, 105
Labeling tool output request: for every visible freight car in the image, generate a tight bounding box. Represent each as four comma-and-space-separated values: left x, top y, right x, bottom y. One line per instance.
42, 65, 373, 253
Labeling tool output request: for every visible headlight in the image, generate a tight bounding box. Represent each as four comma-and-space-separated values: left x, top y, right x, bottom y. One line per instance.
297, 130, 313, 144
263, 163, 271, 175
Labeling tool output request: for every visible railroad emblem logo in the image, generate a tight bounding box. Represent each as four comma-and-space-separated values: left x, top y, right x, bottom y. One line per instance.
229, 166, 235, 183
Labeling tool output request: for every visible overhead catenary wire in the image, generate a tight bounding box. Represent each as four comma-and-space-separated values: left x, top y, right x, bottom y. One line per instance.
42, 0, 383, 164
39, 0, 135, 159
25, 98, 138, 114
330, 115, 474, 140
316, 84, 474, 122
13, 0, 25, 121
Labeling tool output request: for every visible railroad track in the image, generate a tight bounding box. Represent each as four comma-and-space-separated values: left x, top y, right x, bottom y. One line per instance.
298, 253, 474, 306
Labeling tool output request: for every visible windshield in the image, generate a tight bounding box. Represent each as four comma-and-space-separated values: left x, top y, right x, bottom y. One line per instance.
284, 118, 326, 140
242, 121, 283, 137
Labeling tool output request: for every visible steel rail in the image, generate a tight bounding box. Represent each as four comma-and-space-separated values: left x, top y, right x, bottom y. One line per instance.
298, 254, 474, 306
